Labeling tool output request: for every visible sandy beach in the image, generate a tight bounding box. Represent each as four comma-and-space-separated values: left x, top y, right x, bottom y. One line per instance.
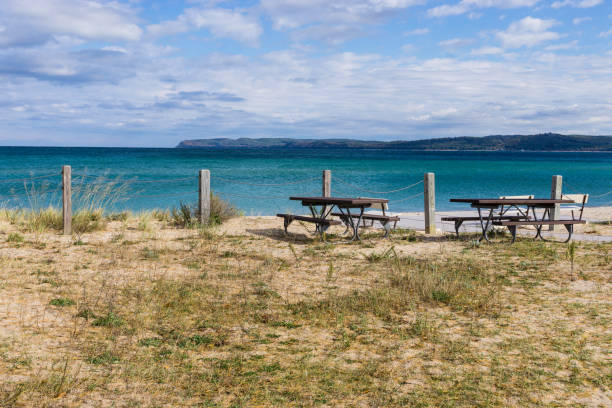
0, 208, 610, 406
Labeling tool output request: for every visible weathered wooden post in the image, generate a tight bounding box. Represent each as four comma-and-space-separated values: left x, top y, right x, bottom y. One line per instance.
62, 165, 72, 235
424, 172, 436, 234
199, 169, 210, 225
322, 170, 331, 197
550, 174, 562, 231
322, 170, 331, 215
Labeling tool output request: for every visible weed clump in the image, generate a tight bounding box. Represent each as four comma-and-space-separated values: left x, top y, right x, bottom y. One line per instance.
49, 298, 75, 307
171, 193, 239, 228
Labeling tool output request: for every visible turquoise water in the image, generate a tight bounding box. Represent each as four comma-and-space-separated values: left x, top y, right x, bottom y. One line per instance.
0, 147, 610, 214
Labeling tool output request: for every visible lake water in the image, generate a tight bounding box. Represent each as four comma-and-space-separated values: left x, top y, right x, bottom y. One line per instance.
0, 146, 610, 215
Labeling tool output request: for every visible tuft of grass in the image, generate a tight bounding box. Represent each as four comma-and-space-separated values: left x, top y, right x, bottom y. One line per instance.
49, 298, 75, 307
26, 207, 63, 232
72, 209, 105, 235
6, 232, 24, 243
171, 194, 239, 228
88, 351, 120, 365
92, 312, 124, 328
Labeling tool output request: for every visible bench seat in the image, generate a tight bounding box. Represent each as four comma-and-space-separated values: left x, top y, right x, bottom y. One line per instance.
441, 215, 526, 237
331, 212, 400, 222
493, 220, 586, 226
331, 212, 400, 238
492, 219, 585, 243
276, 213, 341, 235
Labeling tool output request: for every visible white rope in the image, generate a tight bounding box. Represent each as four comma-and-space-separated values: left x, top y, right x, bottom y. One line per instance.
334, 177, 423, 194
388, 191, 424, 204
0, 173, 58, 183
214, 175, 319, 186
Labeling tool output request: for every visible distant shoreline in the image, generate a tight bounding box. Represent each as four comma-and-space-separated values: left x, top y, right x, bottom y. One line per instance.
177, 133, 612, 152
1, 145, 612, 153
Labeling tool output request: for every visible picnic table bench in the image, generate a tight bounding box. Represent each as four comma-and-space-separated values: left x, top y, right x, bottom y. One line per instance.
441, 215, 526, 238
331, 212, 400, 238
449, 198, 585, 243
276, 214, 341, 234
279, 196, 391, 241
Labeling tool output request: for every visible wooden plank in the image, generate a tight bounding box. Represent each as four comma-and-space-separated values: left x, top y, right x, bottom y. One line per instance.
276, 214, 341, 225
424, 172, 436, 234
199, 169, 210, 224
451, 198, 574, 205
289, 196, 388, 205
496, 220, 585, 226
62, 165, 71, 235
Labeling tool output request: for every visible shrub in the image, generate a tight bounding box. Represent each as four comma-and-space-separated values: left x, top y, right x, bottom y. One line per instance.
72, 209, 105, 235
27, 207, 63, 232
171, 193, 239, 228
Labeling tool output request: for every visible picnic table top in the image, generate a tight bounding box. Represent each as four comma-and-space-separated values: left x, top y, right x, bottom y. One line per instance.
450, 198, 575, 205
289, 196, 389, 206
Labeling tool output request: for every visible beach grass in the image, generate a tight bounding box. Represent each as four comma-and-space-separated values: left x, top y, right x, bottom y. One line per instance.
0, 214, 610, 407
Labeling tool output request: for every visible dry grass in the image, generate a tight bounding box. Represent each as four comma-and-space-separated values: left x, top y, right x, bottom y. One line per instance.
0, 216, 610, 407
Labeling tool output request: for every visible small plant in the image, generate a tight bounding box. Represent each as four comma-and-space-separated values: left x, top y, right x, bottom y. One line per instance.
364, 247, 395, 263
170, 194, 239, 228
6, 232, 24, 243
49, 298, 75, 307
72, 209, 105, 235
567, 241, 577, 281
88, 351, 120, 365
76, 309, 96, 320
92, 312, 124, 327
107, 211, 129, 222
139, 337, 163, 347
141, 247, 159, 260
326, 261, 335, 282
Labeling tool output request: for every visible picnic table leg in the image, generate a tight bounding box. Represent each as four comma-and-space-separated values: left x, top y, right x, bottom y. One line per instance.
477, 207, 495, 242
454, 220, 463, 238
507, 225, 517, 243
349, 207, 365, 241
308, 205, 322, 235
341, 207, 364, 242
532, 207, 550, 241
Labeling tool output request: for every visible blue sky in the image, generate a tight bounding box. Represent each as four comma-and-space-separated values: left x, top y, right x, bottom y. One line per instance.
0, 0, 611, 147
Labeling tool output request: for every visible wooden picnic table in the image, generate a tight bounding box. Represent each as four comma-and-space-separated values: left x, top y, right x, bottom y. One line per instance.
449, 198, 577, 242
289, 196, 389, 241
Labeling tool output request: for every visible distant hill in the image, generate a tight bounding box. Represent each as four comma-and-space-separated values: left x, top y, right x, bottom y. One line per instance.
177, 133, 612, 151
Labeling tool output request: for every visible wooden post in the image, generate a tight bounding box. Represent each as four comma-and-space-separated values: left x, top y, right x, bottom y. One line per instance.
550, 174, 562, 231
322, 170, 331, 215
199, 170, 210, 224
322, 170, 331, 197
62, 165, 71, 235
424, 172, 436, 234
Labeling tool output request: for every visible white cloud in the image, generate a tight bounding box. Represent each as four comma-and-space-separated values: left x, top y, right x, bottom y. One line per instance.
148, 8, 262, 45
260, 0, 424, 42
438, 38, 475, 48
405, 28, 430, 35
600, 27, 612, 37
551, 0, 603, 8
496, 17, 560, 48
3, 48, 612, 146
470, 46, 504, 55
545, 40, 578, 50
428, 0, 539, 17
572, 17, 592, 25
0, 0, 141, 47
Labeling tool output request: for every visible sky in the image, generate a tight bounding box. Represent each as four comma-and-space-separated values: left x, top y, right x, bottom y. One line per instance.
0, 0, 611, 147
